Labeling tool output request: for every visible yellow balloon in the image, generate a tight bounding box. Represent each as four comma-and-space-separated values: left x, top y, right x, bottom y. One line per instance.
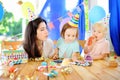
22, 2, 35, 19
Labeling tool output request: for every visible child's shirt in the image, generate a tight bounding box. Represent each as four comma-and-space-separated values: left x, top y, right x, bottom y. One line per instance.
85, 38, 110, 57
56, 37, 80, 58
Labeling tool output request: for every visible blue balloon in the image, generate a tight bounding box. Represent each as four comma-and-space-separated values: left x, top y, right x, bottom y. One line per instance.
89, 6, 106, 24
0, 3, 4, 21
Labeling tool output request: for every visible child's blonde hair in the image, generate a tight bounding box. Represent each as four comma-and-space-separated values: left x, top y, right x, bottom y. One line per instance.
92, 22, 108, 35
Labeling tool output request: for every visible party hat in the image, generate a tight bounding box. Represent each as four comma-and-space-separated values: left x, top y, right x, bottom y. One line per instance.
68, 13, 80, 27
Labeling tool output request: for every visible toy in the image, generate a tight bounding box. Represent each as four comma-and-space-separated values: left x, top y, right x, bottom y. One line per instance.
61, 66, 72, 74
60, 58, 73, 74
53, 59, 62, 63
74, 61, 91, 66
37, 62, 48, 72
87, 36, 96, 46
43, 70, 58, 78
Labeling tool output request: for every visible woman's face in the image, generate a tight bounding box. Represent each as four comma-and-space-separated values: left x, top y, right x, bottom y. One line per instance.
64, 28, 77, 43
36, 22, 48, 41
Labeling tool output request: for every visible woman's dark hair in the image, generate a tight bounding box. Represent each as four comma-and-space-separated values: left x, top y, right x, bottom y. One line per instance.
23, 17, 47, 58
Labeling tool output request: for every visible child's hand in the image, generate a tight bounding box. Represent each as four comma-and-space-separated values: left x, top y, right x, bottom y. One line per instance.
84, 36, 96, 54
72, 52, 80, 62
52, 53, 58, 60
52, 48, 59, 60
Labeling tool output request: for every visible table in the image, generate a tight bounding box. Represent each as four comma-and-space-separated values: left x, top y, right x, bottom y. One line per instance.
0, 60, 120, 80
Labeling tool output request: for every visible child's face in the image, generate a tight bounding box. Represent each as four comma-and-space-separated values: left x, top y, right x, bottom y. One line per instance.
64, 28, 77, 43
92, 26, 106, 41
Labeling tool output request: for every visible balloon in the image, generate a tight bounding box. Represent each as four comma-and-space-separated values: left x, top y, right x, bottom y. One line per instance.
89, 6, 106, 24
21, 2, 35, 19
0, 3, 4, 21
59, 17, 71, 32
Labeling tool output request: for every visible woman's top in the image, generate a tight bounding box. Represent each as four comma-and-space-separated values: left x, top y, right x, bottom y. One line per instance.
42, 38, 54, 58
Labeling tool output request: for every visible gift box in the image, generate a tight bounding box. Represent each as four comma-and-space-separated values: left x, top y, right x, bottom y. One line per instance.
0, 41, 28, 65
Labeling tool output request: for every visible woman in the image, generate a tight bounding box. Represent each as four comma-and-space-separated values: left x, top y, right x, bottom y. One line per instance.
23, 17, 54, 58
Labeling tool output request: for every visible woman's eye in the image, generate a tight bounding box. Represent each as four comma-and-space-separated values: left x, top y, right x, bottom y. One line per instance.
40, 29, 44, 31
40, 28, 47, 31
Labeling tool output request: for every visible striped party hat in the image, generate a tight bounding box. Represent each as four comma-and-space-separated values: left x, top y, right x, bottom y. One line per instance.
68, 13, 80, 27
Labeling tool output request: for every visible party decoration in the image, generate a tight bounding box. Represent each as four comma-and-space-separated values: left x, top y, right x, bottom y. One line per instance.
47, 2, 83, 30
41, 62, 47, 66
35, 56, 44, 61
84, 54, 93, 63
21, 2, 35, 19
101, 14, 110, 27
68, 13, 80, 27
67, 11, 73, 17
44, 70, 58, 78
61, 66, 72, 74
37, 64, 47, 72
59, 17, 71, 32
74, 61, 91, 66
27, 7, 36, 21
49, 61, 57, 68
48, 22, 54, 29
58, 17, 63, 22
17, 0, 23, 5
76, 6, 81, 12
0, 3, 4, 21
89, 6, 106, 24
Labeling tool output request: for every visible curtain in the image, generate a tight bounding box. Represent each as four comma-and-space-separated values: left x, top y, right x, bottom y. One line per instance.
109, 0, 120, 56
78, 0, 85, 40
39, 0, 66, 40
77, 0, 85, 53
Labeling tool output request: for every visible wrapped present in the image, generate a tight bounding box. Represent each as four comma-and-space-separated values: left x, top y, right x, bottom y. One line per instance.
1, 41, 28, 65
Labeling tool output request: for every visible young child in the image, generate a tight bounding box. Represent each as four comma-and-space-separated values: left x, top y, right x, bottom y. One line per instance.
53, 14, 81, 62
84, 22, 110, 60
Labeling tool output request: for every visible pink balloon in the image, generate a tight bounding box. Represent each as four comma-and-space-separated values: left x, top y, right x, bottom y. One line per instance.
59, 17, 71, 32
